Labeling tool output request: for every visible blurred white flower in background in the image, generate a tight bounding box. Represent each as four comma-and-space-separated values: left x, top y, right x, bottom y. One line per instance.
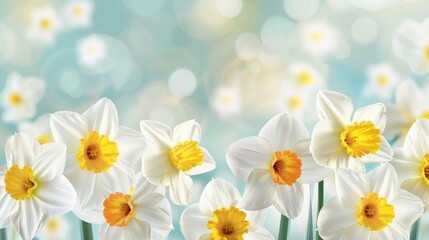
0, 72, 45, 123
287, 62, 324, 90
64, 1, 94, 28
299, 20, 339, 58
19, 114, 53, 145
39, 215, 70, 240
211, 84, 243, 119
277, 85, 309, 118
393, 19, 429, 74
27, 6, 62, 45
349, 0, 400, 10
77, 34, 107, 67
365, 63, 401, 100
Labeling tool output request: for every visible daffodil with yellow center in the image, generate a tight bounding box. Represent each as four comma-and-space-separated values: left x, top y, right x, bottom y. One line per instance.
0, 133, 76, 240
367, 63, 399, 101
28, 6, 62, 44
181, 178, 273, 240
310, 90, 392, 172
66, 1, 93, 27
19, 114, 53, 146
8, 92, 23, 106
318, 164, 423, 239
227, 113, 331, 218
50, 98, 145, 222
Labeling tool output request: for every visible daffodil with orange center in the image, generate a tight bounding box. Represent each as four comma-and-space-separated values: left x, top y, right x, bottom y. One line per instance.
318, 164, 423, 239
310, 90, 393, 172
50, 98, 145, 222
140, 119, 215, 205
181, 178, 273, 240
226, 113, 331, 218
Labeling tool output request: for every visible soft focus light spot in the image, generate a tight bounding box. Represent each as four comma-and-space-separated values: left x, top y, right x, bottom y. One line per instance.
123, 0, 165, 17
215, 0, 243, 18
284, 0, 319, 20
168, 69, 197, 97
351, 16, 378, 45
249, 62, 261, 73
235, 33, 260, 60
261, 16, 295, 53
59, 69, 82, 98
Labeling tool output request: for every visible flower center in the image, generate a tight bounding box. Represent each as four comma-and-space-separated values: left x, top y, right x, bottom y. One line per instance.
287, 96, 303, 110
424, 46, 429, 61
4, 164, 38, 200
269, 150, 302, 185
207, 206, 249, 240
297, 70, 313, 85
376, 74, 389, 87
37, 134, 51, 145
46, 218, 60, 232
419, 111, 429, 120
39, 18, 52, 30
340, 121, 381, 158
420, 154, 429, 186
103, 192, 134, 227
76, 131, 119, 173
310, 31, 323, 42
169, 141, 204, 172
355, 192, 395, 231
8, 92, 23, 106
73, 6, 84, 16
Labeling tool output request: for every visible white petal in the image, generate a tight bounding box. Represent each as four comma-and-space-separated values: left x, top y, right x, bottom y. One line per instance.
5, 133, 38, 167
82, 98, 118, 137
11, 200, 47, 240
293, 138, 332, 184
258, 113, 309, 151
367, 164, 398, 200
273, 183, 304, 218
72, 205, 104, 224
396, 80, 426, 117
391, 148, 421, 183
35, 175, 76, 215
125, 220, 151, 240
401, 178, 429, 211
241, 169, 276, 211
226, 136, 273, 181
391, 189, 423, 228
95, 160, 134, 203
98, 223, 124, 240
384, 105, 408, 142
245, 227, 274, 240
132, 173, 165, 204
0, 190, 18, 228
180, 204, 211, 240
33, 142, 66, 182
403, 119, 429, 162
317, 198, 357, 240
113, 126, 145, 164
21, 77, 45, 103
352, 103, 386, 132
168, 170, 193, 205
343, 225, 370, 240
133, 199, 172, 239
359, 136, 393, 164
186, 147, 216, 176
50, 111, 88, 153
199, 178, 241, 214
173, 119, 201, 143
335, 168, 368, 208
245, 209, 266, 229
66, 169, 96, 209
142, 147, 171, 186
140, 120, 173, 147
316, 90, 352, 128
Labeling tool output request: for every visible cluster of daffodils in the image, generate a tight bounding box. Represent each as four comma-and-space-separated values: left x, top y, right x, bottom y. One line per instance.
1, 84, 429, 240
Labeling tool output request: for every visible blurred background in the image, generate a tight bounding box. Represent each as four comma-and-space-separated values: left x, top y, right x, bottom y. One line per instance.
1, 0, 429, 239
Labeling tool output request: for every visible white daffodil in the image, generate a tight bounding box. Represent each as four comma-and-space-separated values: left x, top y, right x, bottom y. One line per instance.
82, 173, 172, 240
318, 164, 423, 240
391, 119, 429, 211
366, 63, 400, 100
39, 215, 70, 240
50, 98, 145, 221
310, 90, 393, 172
77, 35, 107, 67
385, 80, 429, 146
226, 113, 331, 217
287, 62, 324, 90
0, 72, 45, 123
211, 85, 243, 119
140, 119, 215, 205
19, 114, 53, 145
299, 20, 339, 58
181, 178, 273, 240
27, 6, 62, 45
393, 18, 429, 74
277, 84, 310, 118
64, 1, 93, 28
0, 133, 76, 240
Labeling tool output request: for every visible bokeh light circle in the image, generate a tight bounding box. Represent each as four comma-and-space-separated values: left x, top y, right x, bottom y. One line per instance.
168, 69, 197, 97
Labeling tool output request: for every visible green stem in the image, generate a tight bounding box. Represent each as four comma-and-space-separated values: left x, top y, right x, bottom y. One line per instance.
278, 214, 289, 240
81, 220, 94, 240
410, 218, 421, 240
317, 181, 324, 240
0, 228, 6, 240
306, 194, 314, 240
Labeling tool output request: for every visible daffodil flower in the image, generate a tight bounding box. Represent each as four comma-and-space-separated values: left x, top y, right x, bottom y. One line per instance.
0, 133, 76, 240
310, 90, 393, 172
226, 113, 331, 218
317, 164, 423, 239
391, 119, 429, 211
64, 1, 93, 28
180, 178, 273, 240
140, 119, 215, 205
27, 6, 62, 45
19, 114, 53, 145
50, 98, 145, 221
